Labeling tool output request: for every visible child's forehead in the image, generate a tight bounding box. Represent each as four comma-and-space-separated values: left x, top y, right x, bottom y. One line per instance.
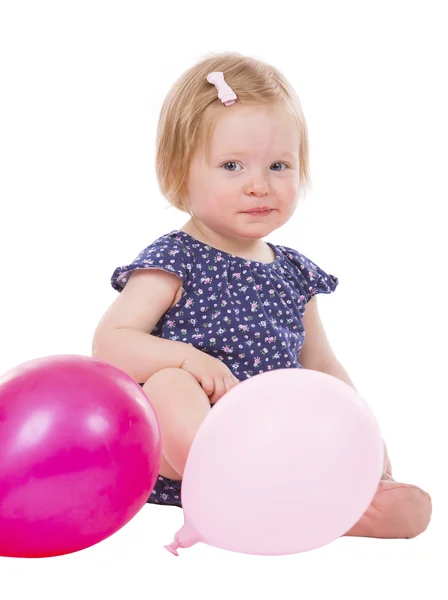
202, 103, 299, 157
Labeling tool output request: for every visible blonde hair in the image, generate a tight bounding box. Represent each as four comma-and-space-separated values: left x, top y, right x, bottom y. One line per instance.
156, 52, 311, 213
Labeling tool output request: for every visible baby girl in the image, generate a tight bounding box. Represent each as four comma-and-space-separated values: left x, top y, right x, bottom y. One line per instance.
92, 52, 432, 539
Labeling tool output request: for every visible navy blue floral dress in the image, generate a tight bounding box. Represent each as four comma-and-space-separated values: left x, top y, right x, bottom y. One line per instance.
110, 229, 339, 507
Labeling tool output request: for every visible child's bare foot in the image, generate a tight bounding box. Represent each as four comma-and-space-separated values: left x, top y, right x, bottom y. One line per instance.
343, 478, 432, 539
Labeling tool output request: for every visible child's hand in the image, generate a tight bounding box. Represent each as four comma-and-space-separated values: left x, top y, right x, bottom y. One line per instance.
180, 349, 240, 405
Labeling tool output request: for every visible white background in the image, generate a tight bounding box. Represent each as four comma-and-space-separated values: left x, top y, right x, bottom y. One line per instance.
1, 0, 447, 597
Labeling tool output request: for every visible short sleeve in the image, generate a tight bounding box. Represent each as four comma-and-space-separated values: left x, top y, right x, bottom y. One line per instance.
278, 244, 339, 303
110, 237, 193, 292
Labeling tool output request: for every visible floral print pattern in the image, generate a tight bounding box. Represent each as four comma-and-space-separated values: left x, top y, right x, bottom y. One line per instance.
111, 230, 339, 382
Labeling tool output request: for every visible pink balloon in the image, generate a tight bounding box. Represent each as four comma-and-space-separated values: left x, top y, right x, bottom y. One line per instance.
0, 355, 162, 558
166, 368, 383, 556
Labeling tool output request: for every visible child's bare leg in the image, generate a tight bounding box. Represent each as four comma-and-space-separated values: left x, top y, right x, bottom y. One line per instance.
142, 367, 211, 479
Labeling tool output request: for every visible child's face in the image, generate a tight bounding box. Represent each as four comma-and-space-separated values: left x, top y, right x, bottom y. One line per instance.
186, 103, 300, 241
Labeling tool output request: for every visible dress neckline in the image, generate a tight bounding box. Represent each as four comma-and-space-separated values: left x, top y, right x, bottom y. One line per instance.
173, 230, 283, 266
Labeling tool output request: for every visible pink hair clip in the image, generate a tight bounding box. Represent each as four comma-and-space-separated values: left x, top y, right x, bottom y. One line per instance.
206, 71, 237, 106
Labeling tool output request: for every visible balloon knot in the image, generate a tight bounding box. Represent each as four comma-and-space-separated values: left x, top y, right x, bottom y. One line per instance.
164, 543, 179, 556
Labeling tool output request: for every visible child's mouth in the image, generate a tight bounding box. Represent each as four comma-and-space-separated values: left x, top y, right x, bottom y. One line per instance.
244, 209, 272, 216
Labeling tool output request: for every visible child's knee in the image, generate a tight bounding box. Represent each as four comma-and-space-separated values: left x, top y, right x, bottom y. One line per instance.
142, 367, 211, 424
143, 367, 204, 402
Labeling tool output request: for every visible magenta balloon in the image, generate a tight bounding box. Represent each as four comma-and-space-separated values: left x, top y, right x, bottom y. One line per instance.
0, 355, 162, 558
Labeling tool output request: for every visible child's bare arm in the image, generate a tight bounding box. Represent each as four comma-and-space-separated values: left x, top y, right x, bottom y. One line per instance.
92, 269, 195, 383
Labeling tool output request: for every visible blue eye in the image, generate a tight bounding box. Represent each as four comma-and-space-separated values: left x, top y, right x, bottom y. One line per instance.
222, 162, 241, 172
271, 162, 287, 171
